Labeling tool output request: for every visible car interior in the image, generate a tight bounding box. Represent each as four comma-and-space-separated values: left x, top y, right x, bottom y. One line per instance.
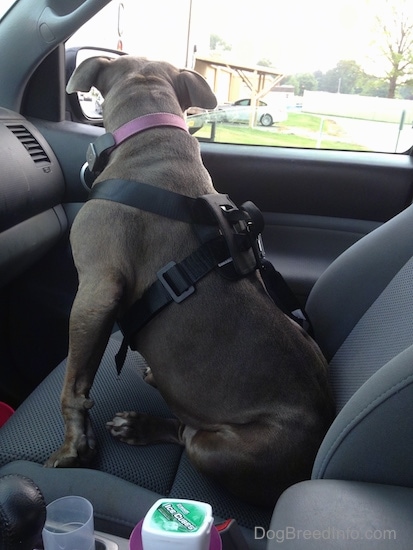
0, 0, 413, 549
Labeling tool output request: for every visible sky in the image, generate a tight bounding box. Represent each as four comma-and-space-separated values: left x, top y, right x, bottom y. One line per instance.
63, 0, 401, 76
199, 0, 374, 72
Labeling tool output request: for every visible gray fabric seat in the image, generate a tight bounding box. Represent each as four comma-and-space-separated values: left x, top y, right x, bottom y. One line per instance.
0, 336, 271, 548
268, 203, 413, 548
2, 203, 413, 548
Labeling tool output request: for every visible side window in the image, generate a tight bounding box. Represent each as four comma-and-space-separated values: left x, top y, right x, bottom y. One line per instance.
68, 0, 413, 153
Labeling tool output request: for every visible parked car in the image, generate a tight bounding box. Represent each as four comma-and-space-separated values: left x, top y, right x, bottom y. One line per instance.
215, 98, 287, 126
0, 1, 412, 549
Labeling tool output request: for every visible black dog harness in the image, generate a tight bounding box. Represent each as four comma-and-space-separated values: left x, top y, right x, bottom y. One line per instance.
86, 113, 310, 374
89, 179, 310, 373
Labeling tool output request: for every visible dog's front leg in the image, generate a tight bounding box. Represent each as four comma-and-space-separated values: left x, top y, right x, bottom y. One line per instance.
45, 275, 124, 468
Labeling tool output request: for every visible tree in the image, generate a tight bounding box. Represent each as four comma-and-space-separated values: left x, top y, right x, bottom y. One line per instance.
358, 75, 389, 98
318, 60, 365, 94
209, 34, 231, 52
399, 80, 413, 99
373, 0, 413, 98
257, 58, 274, 68
284, 73, 318, 96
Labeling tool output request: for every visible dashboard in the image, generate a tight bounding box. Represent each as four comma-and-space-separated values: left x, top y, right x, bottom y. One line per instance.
0, 107, 66, 287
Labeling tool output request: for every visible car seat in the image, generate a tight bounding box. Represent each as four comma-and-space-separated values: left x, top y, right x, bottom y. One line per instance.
1, 202, 413, 549
269, 202, 413, 548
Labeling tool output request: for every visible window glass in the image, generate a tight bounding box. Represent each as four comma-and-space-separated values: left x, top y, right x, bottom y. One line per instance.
67, 0, 413, 153
0, 0, 18, 20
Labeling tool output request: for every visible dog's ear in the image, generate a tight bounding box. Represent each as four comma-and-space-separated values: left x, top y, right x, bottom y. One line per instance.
66, 56, 112, 94
175, 69, 217, 111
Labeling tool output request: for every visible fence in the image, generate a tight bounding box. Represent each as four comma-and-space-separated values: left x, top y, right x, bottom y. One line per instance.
302, 91, 413, 125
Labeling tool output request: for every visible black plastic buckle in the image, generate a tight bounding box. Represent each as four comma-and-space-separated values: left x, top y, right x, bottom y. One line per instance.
86, 132, 116, 173
157, 261, 195, 303
195, 194, 259, 277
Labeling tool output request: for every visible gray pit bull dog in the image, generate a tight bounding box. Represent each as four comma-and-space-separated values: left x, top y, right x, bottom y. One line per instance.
45, 55, 335, 506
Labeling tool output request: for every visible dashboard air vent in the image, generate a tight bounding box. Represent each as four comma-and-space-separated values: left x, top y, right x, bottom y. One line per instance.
6, 124, 50, 165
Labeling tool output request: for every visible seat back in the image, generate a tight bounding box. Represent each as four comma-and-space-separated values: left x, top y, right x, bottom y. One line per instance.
307, 203, 413, 410
306, 204, 413, 486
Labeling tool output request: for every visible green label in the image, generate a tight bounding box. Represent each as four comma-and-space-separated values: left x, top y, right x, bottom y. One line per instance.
151, 502, 206, 533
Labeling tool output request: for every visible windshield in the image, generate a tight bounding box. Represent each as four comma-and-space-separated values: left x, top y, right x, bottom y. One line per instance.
0, 0, 18, 20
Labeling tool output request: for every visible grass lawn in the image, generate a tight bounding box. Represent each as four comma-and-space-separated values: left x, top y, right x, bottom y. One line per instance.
285, 112, 323, 132
194, 111, 367, 151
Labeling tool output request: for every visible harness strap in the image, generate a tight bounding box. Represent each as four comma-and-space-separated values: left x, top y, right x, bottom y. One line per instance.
259, 258, 311, 332
89, 179, 197, 224
115, 239, 227, 373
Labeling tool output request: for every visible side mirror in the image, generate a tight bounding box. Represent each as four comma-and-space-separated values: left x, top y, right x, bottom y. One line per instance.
65, 46, 126, 122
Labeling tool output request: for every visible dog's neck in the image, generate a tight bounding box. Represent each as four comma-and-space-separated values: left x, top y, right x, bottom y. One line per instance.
87, 112, 189, 173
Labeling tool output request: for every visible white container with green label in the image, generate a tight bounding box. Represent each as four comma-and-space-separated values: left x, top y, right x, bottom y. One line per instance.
141, 498, 214, 550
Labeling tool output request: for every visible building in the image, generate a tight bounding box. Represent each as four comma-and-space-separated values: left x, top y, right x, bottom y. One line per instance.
194, 55, 284, 105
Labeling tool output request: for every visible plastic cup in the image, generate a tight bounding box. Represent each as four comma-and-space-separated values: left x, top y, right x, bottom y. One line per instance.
42, 496, 95, 550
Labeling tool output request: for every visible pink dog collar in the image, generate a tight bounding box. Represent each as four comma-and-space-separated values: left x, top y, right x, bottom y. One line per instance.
113, 112, 188, 145
87, 112, 189, 172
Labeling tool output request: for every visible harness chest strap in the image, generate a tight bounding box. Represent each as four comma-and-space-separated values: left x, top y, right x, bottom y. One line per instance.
114, 239, 228, 372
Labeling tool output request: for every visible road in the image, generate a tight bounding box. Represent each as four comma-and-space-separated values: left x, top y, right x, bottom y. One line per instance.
325, 116, 413, 153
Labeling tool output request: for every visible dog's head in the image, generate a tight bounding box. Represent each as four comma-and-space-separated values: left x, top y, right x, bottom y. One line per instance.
67, 55, 217, 124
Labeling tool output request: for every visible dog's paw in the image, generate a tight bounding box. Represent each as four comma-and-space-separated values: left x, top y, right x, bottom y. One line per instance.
143, 367, 157, 388
45, 449, 84, 469
107, 412, 182, 446
44, 426, 96, 468
106, 411, 152, 445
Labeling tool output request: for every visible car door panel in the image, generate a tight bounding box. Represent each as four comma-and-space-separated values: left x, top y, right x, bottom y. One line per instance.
202, 144, 413, 221
203, 143, 413, 299
261, 214, 382, 301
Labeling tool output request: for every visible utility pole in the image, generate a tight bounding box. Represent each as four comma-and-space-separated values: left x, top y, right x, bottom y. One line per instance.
185, 0, 193, 68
